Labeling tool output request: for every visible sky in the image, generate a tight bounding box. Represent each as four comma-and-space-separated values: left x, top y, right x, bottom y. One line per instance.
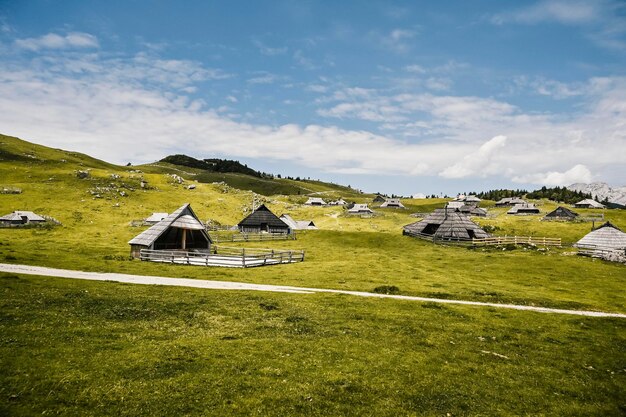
0, 0, 625, 196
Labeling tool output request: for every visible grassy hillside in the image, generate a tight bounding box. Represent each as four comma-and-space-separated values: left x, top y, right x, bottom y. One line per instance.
1, 133, 625, 415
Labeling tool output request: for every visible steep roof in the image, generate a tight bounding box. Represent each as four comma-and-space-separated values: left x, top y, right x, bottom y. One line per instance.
0, 211, 46, 222
574, 222, 626, 251
544, 206, 578, 219
574, 199, 605, 208
464, 195, 481, 203
129, 203, 210, 247
238, 204, 289, 228
403, 208, 490, 240
496, 197, 526, 205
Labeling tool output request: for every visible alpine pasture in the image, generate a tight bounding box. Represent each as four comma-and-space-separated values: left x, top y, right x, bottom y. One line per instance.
1, 134, 624, 416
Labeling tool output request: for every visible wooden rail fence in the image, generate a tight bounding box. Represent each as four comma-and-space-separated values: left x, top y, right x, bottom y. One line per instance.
140, 246, 305, 268
209, 232, 296, 243
472, 236, 561, 247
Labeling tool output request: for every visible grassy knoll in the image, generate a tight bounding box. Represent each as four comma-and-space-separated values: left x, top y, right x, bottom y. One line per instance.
1, 273, 624, 416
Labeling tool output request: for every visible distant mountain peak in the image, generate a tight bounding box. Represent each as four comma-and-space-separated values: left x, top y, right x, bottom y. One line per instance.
567, 182, 626, 207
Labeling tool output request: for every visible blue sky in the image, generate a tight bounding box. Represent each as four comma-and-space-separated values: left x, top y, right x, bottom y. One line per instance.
0, 0, 625, 195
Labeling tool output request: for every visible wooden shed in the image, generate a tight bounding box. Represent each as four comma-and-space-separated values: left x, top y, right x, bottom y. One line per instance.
403, 208, 490, 241
496, 197, 526, 207
380, 198, 406, 209
574, 199, 605, 209
305, 197, 326, 206
0, 211, 46, 225
238, 204, 290, 234
279, 214, 318, 230
129, 204, 212, 258
347, 204, 373, 214
574, 222, 626, 252
507, 203, 540, 215
543, 206, 578, 221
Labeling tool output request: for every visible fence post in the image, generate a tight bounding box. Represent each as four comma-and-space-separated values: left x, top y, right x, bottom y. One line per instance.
289, 251, 293, 263
242, 248, 246, 268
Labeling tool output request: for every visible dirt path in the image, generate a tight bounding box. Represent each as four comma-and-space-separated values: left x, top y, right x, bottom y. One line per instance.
1, 263, 624, 318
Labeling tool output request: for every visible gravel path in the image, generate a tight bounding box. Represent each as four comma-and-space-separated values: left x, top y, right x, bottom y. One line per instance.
1, 263, 624, 318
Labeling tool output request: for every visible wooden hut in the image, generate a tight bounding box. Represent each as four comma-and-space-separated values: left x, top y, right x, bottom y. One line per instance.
380, 198, 406, 209
458, 205, 487, 217
372, 195, 386, 203
128, 204, 212, 258
279, 214, 317, 230
574, 222, 626, 252
238, 204, 290, 234
144, 212, 169, 225
574, 199, 605, 209
507, 203, 540, 215
403, 208, 490, 241
0, 211, 46, 225
347, 204, 373, 215
543, 206, 578, 221
304, 197, 326, 206
495, 197, 526, 207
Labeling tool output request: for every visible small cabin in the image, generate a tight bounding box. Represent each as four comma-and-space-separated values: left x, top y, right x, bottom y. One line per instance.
403, 208, 489, 241
0, 211, 46, 225
495, 197, 526, 207
347, 204, 373, 214
380, 198, 406, 209
305, 197, 326, 206
507, 203, 540, 215
543, 206, 578, 221
279, 214, 318, 230
128, 204, 212, 258
238, 204, 290, 234
574, 199, 605, 209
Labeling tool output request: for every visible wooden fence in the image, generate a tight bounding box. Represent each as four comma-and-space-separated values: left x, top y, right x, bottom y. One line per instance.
210, 232, 296, 243
404, 230, 562, 247
472, 236, 561, 247
140, 246, 305, 268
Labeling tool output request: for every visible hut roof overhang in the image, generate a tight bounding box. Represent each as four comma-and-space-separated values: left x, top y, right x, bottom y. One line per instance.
0, 211, 46, 222
574, 222, 626, 251
403, 208, 490, 240
129, 203, 211, 248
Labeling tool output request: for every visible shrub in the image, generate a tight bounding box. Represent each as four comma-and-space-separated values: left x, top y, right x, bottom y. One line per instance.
373, 285, 400, 295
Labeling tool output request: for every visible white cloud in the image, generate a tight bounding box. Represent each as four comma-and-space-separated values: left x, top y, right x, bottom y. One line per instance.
0, 48, 624, 186
439, 136, 507, 178
512, 164, 593, 186
371, 28, 417, 54
404, 64, 426, 74
306, 84, 328, 93
247, 72, 279, 84
15, 32, 99, 51
491, 0, 600, 25
252, 39, 287, 56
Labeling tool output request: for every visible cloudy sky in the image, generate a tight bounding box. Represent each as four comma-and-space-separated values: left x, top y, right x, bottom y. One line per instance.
0, 1, 625, 195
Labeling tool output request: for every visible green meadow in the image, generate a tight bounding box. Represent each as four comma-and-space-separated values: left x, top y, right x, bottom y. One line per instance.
1, 134, 625, 415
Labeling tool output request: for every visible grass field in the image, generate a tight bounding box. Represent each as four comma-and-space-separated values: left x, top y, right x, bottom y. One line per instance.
1, 134, 625, 415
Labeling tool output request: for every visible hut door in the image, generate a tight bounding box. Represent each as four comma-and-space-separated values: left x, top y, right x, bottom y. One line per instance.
260, 222, 268, 232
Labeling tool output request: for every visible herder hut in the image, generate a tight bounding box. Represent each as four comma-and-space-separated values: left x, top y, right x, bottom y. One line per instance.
128, 204, 211, 258
463, 195, 481, 204
328, 198, 347, 206
574, 222, 626, 252
238, 204, 290, 234
574, 199, 605, 209
347, 204, 374, 215
543, 206, 578, 221
372, 195, 386, 203
144, 212, 169, 225
279, 214, 318, 230
495, 197, 526, 207
403, 208, 489, 241
0, 211, 46, 225
458, 205, 487, 217
380, 198, 406, 209
507, 203, 540, 215
305, 197, 326, 206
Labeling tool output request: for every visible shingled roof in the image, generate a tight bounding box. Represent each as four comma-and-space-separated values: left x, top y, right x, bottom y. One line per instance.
403, 208, 490, 240
238, 204, 289, 229
574, 222, 626, 251
544, 206, 578, 220
0, 211, 46, 223
129, 203, 210, 247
